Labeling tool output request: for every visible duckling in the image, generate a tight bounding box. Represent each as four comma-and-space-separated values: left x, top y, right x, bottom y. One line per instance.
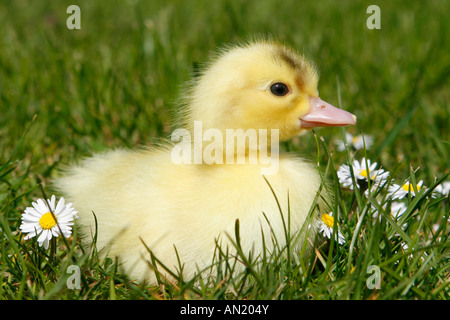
55, 41, 356, 283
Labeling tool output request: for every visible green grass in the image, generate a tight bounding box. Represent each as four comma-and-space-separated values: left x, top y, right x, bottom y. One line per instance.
0, 0, 449, 300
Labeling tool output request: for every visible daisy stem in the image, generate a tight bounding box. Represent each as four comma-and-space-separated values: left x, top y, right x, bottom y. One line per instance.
347, 207, 367, 273
50, 236, 57, 262
349, 195, 358, 219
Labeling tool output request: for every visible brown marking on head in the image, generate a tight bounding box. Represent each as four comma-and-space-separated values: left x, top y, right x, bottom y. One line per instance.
272, 45, 317, 91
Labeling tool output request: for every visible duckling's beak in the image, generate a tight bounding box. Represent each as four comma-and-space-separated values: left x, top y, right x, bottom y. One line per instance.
300, 96, 357, 128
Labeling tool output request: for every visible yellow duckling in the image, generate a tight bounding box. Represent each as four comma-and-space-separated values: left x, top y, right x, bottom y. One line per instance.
55, 41, 356, 283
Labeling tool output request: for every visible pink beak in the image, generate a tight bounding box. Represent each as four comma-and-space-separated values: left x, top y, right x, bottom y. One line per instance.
300, 96, 357, 128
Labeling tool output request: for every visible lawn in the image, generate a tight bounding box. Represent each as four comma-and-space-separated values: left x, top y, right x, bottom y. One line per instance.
0, 0, 449, 300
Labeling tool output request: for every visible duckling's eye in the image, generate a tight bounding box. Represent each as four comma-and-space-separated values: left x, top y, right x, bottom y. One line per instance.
270, 82, 290, 97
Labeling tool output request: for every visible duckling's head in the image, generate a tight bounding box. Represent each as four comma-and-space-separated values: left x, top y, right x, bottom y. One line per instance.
182, 41, 356, 142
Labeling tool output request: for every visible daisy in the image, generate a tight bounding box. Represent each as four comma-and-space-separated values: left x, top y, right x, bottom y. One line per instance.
371, 202, 408, 228
390, 201, 407, 220
337, 158, 389, 193
318, 212, 346, 245
387, 180, 424, 200
336, 133, 374, 151
390, 201, 410, 230
433, 181, 450, 197
20, 195, 78, 249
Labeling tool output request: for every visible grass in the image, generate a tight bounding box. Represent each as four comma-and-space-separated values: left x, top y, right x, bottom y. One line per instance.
0, 0, 449, 300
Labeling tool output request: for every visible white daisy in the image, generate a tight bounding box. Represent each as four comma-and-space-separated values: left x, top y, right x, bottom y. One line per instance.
433, 181, 450, 197
337, 158, 389, 193
318, 212, 346, 245
20, 195, 78, 249
387, 180, 424, 200
336, 133, 374, 151
337, 164, 353, 188
390, 201, 410, 230
371, 202, 408, 228
390, 201, 407, 220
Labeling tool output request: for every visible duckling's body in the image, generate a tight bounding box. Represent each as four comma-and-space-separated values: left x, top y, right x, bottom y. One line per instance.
56, 41, 356, 283
58, 147, 321, 282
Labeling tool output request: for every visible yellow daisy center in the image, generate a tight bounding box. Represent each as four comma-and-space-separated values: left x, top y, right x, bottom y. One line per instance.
321, 213, 335, 228
39, 212, 57, 230
402, 183, 421, 192
359, 169, 375, 180
359, 169, 369, 178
